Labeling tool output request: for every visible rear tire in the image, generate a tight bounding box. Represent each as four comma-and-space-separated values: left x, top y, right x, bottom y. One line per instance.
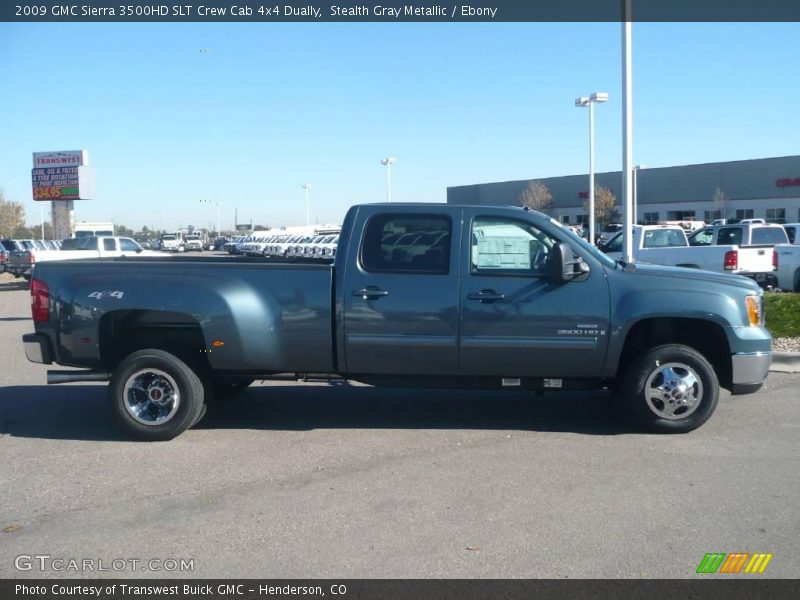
623, 344, 719, 433
109, 349, 206, 441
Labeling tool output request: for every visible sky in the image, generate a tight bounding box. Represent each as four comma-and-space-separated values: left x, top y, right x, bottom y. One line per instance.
1, 21, 799, 232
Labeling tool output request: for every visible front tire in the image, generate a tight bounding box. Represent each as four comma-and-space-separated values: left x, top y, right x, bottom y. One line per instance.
109, 349, 206, 441
623, 344, 719, 433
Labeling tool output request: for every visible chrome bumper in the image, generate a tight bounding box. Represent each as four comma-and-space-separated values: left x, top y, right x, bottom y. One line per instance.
731, 351, 771, 394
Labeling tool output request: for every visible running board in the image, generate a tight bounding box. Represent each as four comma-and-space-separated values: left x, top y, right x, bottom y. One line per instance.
47, 370, 111, 384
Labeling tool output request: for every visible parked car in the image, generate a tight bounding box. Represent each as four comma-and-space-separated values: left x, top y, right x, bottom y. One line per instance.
600, 225, 777, 288
224, 235, 248, 254
689, 222, 800, 291
783, 223, 800, 245
184, 235, 204, 252
23, 203, 771, 440
688, 222, 789, 247
1, 239, 22, 272
598, 224, 623, 245
287, 236, 313, 260
318, 235, 340, 260
268, 235, 300, 259
159, 234, 184, 252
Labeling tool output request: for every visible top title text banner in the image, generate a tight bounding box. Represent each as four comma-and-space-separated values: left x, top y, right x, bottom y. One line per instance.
4, 1, 800, 22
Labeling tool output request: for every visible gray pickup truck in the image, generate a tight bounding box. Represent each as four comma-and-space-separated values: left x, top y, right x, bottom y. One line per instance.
23, 204, 772, 440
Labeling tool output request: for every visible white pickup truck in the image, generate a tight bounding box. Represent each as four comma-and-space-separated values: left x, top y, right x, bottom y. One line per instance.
6, 236, 166, 280
689, 222, 800, 292
600, 225, 777, 288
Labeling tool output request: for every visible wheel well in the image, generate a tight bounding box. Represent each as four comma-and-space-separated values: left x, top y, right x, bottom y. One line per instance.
617, 318, 732, 389
99, 310, 210, 372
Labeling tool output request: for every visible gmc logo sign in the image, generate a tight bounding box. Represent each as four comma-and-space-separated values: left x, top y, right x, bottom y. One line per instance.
776, 178, 800, 187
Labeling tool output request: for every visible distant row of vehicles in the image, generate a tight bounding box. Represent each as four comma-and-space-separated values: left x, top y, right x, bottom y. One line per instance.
224, 232, 341, 261
2, 236, 165, 280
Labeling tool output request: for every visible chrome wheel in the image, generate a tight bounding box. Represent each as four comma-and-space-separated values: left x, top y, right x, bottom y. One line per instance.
644, 362, 703, 420
122, 368, 180, 425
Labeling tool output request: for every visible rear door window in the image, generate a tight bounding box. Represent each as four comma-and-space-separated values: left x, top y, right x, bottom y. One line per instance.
717, 227, 743, 245
361, 214, 451, 274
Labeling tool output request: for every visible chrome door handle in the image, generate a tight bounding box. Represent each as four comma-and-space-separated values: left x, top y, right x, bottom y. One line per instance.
353, 287, 390, 299
467, 289, 505, 303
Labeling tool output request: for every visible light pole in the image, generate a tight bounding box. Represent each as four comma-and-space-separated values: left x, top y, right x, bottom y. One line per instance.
633, 165, 645, 224
621, 1, 634, 263
200, 199, 221, 236
381, 157, 396, 203
302, 183, 311, 226
575, 92, 608, 245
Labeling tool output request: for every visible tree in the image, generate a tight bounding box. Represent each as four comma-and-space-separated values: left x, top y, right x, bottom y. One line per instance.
0, 189, 26, 239
583, 185, 618, 229
712, 187, 731, 220
13, 224, 34, 238
519, 180, 553, 212
115, 224, 135, 237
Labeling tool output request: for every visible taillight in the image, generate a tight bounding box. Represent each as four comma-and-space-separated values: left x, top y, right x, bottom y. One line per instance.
773, 250, 778, 271
31, 278, 49, 322
724, 250, 738, 271
28, 250, 35, 264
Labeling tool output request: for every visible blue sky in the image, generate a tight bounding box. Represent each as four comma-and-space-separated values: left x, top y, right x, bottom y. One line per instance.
1, 22, 798, 231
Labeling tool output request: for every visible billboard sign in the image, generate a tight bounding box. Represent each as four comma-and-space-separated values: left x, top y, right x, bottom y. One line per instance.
32, 150, 87, 168
32, 150, 95, 201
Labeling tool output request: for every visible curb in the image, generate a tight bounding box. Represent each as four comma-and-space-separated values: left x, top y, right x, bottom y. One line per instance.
770, 352, 800, 373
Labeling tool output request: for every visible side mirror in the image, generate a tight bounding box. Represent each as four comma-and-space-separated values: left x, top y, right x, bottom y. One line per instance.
136, 246, 143, 253
549, 243, 588, 283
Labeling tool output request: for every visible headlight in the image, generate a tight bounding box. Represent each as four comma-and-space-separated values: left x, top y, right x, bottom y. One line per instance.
745, 295, 763, 326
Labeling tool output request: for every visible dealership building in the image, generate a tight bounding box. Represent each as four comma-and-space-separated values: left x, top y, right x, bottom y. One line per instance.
446, 155, 800, 226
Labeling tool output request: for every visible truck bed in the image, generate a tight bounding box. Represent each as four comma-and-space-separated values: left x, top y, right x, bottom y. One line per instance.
32, 258, 335, 373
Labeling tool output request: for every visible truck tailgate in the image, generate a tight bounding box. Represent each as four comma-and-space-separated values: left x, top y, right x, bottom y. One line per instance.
737, 245, 775, 273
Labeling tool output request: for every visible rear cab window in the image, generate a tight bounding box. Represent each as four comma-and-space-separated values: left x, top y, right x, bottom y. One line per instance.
751, 228, 789, 245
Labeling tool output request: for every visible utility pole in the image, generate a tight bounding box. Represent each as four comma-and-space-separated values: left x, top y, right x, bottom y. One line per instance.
621, 0, 634, 263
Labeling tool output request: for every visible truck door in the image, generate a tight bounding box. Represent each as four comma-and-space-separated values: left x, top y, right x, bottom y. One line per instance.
101, 237, 118, 256
119, 238, 141, 256
459, 211, 611, 378
342, 210, 461, 375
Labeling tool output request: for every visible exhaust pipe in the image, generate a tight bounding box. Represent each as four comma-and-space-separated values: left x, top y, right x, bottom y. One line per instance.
47, 370, 110, 385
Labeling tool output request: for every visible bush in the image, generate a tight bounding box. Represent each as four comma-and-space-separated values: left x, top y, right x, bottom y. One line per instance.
764, 293, 800, 338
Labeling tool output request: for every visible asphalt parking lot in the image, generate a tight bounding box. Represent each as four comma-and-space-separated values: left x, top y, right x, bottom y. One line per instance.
0, 270, 798, 579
